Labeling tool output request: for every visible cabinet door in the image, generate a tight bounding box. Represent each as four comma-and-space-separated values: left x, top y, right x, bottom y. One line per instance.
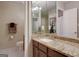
39, 43, 47, 53
39, 50, 47, 57
48, 48, 67, 57
33, 46, 39, 57
32, 40, 39, 47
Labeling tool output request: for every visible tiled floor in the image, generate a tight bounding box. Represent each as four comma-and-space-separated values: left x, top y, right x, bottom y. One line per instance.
0, 47, 24, 57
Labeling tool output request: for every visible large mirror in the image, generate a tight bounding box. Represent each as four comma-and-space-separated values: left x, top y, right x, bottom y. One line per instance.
32, 1, 56, 33
32, 1, 78, 38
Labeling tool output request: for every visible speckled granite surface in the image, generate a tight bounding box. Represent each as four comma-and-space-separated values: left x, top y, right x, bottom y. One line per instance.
32, 34, 79, 57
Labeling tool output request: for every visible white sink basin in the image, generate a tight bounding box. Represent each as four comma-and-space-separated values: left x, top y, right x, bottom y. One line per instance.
39, 38, 65, 50
39, 38, 53, 42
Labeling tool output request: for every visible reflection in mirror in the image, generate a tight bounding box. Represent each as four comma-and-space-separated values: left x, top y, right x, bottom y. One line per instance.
32, 1, 56, 33
57, 1, 77, 38
32, 2, 41, 33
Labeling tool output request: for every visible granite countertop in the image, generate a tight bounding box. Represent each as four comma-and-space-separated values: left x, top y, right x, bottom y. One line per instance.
32, 35, 79, 57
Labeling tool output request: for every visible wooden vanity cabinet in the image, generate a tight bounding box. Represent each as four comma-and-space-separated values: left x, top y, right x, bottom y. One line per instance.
39, 50, 47, 57
32, 40, 67, 57
32, 40, 39, 57
32, 40, 47, 57
39, 43, 47, 57
33, 46, 39, 57
32, 40, 39, 47
39, 43, 47, 54
48, 48, 67, 57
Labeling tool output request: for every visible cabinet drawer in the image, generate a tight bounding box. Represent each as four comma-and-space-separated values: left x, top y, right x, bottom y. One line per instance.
39, 50, 47, 57
32, 40, 39, 47
39, 43, 47, 53
48, 48, 67, 57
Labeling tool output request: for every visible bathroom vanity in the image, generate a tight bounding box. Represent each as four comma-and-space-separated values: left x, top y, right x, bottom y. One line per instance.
32, 40, 67, 57
31, 1, 79, 57
32, 34, 79, 57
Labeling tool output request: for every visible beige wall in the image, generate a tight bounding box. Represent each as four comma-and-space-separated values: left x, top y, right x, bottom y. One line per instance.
0, 1, 25, 49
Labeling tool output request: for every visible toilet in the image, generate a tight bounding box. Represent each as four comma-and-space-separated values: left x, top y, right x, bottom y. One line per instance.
16, 41, 23, 51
